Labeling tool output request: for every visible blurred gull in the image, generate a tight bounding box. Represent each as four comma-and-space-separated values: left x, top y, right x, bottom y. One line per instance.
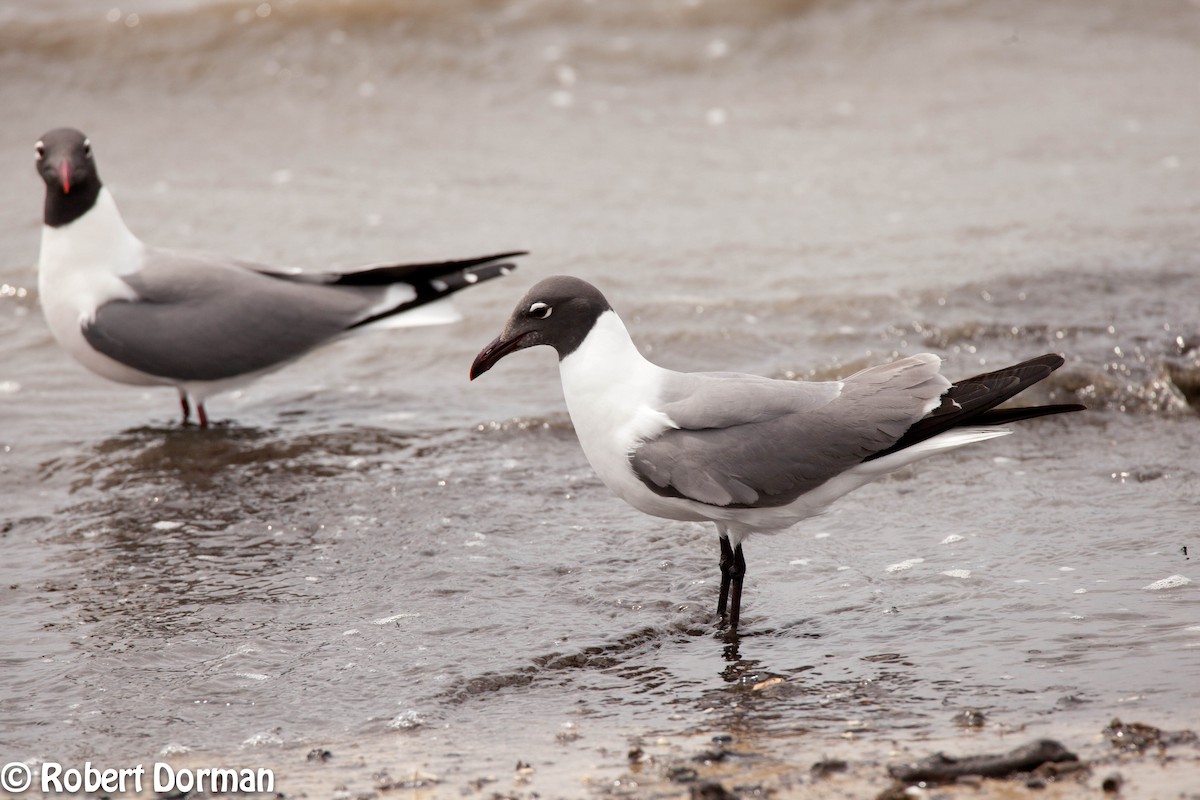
35, 128, 523, 427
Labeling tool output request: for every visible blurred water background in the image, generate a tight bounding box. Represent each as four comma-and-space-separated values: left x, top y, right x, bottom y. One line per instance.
1, 0, 1198, 795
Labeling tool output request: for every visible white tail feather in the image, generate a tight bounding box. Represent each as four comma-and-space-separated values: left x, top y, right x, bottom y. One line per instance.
862, 426, 1012, 475
358, 296, 462, 330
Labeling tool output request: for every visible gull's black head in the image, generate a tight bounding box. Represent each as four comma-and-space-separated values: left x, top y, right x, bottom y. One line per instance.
36, 128, 103, 227
469, 275, 614, 379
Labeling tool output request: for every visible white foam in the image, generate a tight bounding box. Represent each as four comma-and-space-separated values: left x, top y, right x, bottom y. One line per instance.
388, 710, 425, 730
885, 558, 925, 573
941, 569, 971, 579
1143, 575, 1192, 591
242, 731, 284, 747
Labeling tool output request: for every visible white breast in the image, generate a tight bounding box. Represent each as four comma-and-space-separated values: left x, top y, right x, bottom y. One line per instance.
37, 188, 162, 386
558, 312, 712, 523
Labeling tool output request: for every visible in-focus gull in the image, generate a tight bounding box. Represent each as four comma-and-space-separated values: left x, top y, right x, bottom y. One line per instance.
470, 276, 1084, 630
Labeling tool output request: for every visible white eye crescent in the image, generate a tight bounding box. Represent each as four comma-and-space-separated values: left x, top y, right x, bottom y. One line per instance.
83, 138, 92, 158
34, 141, 44, 160
528, 302, 552, 319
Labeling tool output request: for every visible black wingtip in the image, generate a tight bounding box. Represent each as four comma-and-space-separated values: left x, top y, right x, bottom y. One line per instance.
441, 259, 519, 291
864, 353, 1082, 462
974, 403, 1086, 425
332, 251, 527, 287
346, 256, 520, 330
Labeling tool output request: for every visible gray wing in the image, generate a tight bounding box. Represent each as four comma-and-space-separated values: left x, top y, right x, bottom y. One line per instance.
82, 248, 379, 382
630, 355, 950, 508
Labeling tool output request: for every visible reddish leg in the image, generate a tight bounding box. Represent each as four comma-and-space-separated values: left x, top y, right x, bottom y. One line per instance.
197, 403, 209, 429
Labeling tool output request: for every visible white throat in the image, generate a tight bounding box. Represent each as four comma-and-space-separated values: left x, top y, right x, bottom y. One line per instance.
38, 187, 143, 286
558, 311, 674, 488
37, 186, 148, 384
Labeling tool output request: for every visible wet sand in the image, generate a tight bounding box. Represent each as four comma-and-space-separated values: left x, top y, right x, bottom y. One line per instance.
126, 719, 1200, 798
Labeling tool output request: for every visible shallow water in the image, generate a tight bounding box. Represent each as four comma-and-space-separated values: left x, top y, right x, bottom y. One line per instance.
2, 0, 1199, 796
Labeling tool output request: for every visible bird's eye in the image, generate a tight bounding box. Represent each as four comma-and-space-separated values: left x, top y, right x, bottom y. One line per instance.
34, 142, 44, 160
83, 139, 92, 158
528, 301, 552, 319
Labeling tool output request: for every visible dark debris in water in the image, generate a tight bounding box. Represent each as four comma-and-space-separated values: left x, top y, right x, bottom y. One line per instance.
1101, 771, 1124, 793
667, 765, 699, 783
1109, 466, 1169, 484
1104, 718, 1200, 753
885, 738, 1080, 786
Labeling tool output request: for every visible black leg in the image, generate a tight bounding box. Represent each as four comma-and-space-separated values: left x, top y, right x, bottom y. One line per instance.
727, 543, 746, 631
717, 535, 733, 617
179, 392, 191, 425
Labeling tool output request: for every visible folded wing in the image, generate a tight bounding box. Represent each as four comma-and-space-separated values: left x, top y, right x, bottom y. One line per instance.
82, 249, 522, 382
631, 355, 949, 508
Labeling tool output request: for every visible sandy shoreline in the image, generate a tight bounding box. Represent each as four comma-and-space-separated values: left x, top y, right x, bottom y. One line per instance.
303, 731, 1198, 799
46, 715, 1189, 799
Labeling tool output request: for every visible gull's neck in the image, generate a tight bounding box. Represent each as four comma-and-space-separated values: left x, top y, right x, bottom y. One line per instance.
39, 187, 142, 278
38, 187, 143, 334
558, 310, 671, 452
560, 310, 658, 385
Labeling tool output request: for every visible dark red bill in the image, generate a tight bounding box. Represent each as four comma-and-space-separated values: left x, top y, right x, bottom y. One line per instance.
470, 331, 532, 380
